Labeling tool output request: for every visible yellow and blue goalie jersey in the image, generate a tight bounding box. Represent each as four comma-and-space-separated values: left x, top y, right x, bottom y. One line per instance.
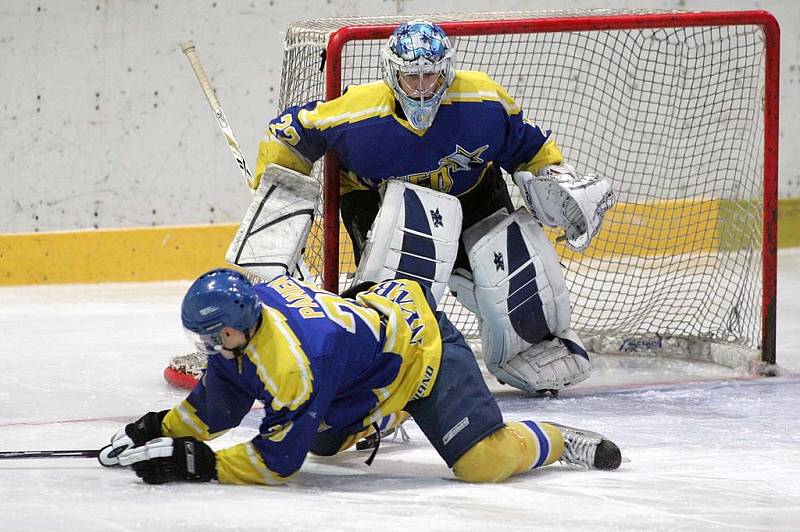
255, 71, 563, 195
160, 277, 442, 485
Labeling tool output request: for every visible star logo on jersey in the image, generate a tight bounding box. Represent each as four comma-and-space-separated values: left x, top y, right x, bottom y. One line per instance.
390, 144, 489, 193
430, 207, 443, 228
438, 144, 489, 172
494, 252, 505, 271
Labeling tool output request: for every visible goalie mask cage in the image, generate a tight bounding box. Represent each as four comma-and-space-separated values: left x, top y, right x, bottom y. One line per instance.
278, 10, 779, 370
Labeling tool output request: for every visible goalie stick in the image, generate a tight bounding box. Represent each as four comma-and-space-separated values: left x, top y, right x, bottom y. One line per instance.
171, 42, 317, 390
180, 40, 255, 189
165, 41, 257, 390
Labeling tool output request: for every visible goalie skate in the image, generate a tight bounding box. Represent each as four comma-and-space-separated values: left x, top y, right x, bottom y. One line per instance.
163, 352, 207, 390
548, 423, 622, 470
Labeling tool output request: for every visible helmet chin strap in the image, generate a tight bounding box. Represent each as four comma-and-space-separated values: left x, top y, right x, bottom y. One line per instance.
231, 313, 263, 358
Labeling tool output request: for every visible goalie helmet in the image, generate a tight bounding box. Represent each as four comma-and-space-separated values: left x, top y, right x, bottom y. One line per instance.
181, 268, 262, 354
382, 20, 455, 130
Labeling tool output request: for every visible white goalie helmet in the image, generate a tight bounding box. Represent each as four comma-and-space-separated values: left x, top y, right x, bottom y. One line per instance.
382, 20, 455, 130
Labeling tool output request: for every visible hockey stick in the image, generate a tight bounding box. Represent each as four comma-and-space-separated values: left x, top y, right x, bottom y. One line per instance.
180, 40, 255, 189
0, 449, 100, 460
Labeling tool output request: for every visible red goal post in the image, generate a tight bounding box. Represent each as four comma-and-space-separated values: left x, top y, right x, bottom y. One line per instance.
279, 10, 779, 369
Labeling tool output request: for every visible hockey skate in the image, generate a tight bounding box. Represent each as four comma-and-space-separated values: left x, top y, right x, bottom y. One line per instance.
356, 412, 411, 451
548, 423, 622, 470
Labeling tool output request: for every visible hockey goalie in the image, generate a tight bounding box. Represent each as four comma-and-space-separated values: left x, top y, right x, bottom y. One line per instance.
165, 20, 615, 395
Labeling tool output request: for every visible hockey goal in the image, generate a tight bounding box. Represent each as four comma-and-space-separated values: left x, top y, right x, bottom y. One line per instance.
279, 10, 779, 370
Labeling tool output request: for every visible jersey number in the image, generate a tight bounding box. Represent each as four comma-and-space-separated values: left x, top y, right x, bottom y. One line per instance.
314, 293, 382, 341
269, 114, 300, 146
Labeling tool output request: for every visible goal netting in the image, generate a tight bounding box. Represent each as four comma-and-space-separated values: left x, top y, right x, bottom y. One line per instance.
276, 10, 779, 370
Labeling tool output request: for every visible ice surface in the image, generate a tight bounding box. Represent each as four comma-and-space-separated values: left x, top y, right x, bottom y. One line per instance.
1, 251, 799, 531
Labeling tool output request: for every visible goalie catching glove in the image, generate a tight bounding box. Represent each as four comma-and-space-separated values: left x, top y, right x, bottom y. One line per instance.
117, 437, 217, 484
513, 164, 615, 251
97, 410, 168, 467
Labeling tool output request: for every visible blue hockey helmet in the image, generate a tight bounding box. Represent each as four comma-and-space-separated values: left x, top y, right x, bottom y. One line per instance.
382, 20, 455, 130
181, 268, 262, 354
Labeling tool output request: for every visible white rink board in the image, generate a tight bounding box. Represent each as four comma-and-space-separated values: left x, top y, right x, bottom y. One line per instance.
0, 250, 799, 531
1, 0, 799, 234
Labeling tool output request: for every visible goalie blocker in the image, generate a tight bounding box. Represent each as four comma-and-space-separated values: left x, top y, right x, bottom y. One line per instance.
226, 163, 319, 281
164, 164, 319, 390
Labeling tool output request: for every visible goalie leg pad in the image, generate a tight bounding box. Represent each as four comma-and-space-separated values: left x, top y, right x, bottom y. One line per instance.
499, 329, 592, 392
468, 208, 571, 361
466, 209, 590, 392
352, 181, 462, 303
447, 269, 479, 315
445, 206, 513, 315
226, 164, 319, 282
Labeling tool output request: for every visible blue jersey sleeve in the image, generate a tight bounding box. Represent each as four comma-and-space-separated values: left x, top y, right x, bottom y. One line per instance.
187, 357, 256, 432
495, 109, 562, 174
249, 358, 341, 477
471, 77, 562, 174
213, 339, 344, 485
253, 101, 329, 188
268, 101, 329, 163
161, 356, 255, 441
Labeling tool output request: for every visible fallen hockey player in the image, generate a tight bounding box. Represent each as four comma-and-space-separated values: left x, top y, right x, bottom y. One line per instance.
101, 268, 621, 485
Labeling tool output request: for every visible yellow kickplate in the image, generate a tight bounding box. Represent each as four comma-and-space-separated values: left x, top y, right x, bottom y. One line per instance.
0, 224, 237, 285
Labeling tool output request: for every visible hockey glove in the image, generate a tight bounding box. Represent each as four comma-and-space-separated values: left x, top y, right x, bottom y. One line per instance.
97, 410, 169, 467
118, 437, 217, 484
513, 165, 615, 251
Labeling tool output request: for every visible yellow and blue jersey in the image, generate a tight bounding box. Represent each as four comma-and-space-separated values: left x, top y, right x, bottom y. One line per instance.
255, 71, 563, 196
160, 276, 442, 485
